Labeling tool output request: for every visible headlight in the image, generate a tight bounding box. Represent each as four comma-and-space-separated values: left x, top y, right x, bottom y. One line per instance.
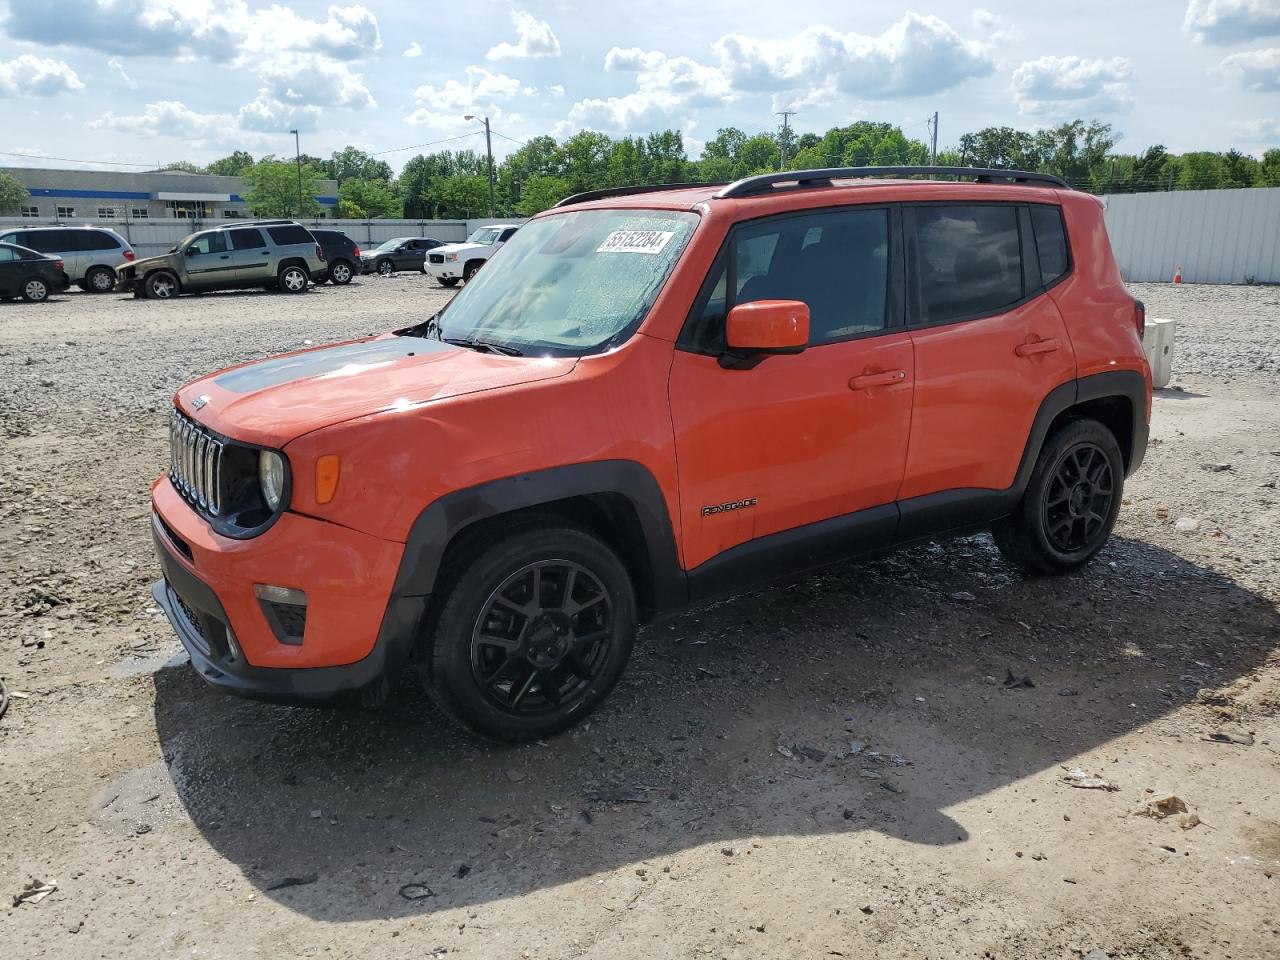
445, 252, 459, 262
258, 450, 286, 511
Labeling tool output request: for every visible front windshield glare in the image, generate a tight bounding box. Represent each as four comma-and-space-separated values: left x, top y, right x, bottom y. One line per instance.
437, 210, 698, 356
467, 228, 501, 244
375, 238, 404, 251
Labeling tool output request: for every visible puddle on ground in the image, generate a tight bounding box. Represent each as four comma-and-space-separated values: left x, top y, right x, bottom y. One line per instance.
108, 644, 187, 679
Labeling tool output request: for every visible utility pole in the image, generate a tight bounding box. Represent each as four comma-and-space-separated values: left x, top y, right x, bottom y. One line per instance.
290, 129, 303, 218
466, 114, 497, 217
927, 112, 939, 165
776, 110, 796, 171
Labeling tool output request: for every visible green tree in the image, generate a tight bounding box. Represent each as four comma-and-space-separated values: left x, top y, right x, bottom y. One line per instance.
338, 178, 402, 218
0, 170, 30, 213
957, 126, 1043, 169
158, 160, 204, 173
516, 174, 573, 215
324, 145, 393, 184
1260, 149, 1280, 187
205, 151, 255, 177
426, 174, 491, 218
242, 158, 324, 218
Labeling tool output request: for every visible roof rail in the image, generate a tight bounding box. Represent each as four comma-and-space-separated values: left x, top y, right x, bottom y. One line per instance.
554, 182, 725, 208
716, 166, 1070, 199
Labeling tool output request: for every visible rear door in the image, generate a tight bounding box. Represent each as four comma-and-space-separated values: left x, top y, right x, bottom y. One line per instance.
227, 227, 269, 282
182, 231, 234, 289
670, 205, 913, 577
897, 202, 1076, 532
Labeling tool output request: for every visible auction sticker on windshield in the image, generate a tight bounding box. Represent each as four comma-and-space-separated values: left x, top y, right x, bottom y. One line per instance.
597, 230, 675, 254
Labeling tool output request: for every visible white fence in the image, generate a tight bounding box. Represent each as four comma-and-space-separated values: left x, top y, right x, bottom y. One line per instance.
1102, 187, 1280, 284
0, 216, 522, 260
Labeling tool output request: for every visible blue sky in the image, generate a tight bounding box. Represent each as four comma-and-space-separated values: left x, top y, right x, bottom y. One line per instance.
0, 0, 1276, 173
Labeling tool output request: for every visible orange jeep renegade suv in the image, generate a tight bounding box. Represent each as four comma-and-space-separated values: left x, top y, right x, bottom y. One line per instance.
151, 166, 1151, 741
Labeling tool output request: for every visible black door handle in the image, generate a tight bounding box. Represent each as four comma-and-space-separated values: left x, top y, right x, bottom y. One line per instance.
219, 255, 230, 259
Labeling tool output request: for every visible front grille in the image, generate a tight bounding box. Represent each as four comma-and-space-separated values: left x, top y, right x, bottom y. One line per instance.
169, 409, 224, 516
169, 585, 213, 657
429, 253, 444, 264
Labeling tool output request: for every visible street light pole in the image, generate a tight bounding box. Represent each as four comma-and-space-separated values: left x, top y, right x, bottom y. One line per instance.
465, 114, 496, 217
290, 129, 303, 218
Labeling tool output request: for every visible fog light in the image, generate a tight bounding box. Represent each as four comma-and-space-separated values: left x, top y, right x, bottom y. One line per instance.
254, 584, 307, 606
225, 627, 243, 662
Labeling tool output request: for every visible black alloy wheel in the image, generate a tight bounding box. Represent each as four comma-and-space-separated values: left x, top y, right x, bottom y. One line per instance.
470, 560, 615, 716
1042, 442, 1115, 553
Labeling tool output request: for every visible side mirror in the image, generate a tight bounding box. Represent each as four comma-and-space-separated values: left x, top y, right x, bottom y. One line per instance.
184, 246, 198, 256
722, 300, 809, 367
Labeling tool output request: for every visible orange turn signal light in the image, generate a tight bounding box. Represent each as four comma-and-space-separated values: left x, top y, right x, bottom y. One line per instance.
315, 455, 340, 504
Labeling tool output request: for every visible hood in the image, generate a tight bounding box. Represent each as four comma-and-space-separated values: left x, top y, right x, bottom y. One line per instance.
122, 252, 173, 273
175, 335, 577, 447
433, 241, 490, 257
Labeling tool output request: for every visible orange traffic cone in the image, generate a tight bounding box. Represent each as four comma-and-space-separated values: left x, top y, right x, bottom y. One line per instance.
1173, 264, 1183, 284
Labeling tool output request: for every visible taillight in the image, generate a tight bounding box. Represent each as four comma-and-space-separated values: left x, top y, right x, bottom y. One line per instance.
316, 244, 326, 261
123, 250, 136, 261
54, 259, 64, 271
353, 244, 361, 258
1133, 299, 1146, 339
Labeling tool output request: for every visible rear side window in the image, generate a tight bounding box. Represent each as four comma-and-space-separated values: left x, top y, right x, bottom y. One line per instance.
267, 225, 312, 245
81, 230, 122, 251
228, 228, 265, 250
1029, 204, 1070, 286
21, 230, 65, 253
911, 204, 1023, 324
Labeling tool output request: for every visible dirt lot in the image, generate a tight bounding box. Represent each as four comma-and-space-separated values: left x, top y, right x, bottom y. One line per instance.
2, 276, 1278, 959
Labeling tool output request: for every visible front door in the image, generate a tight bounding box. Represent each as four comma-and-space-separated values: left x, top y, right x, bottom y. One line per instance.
670, 205, 914, 577
182, 231, 234, 289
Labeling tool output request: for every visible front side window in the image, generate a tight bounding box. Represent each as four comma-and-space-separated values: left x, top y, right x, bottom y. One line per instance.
910, 204, 1023, 325
683, 207, 890, 353
186, 233, 227, 255
0, 246, 16, 262
423, 209, 698, 356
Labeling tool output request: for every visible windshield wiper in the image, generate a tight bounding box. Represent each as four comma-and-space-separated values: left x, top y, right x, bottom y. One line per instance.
442, 336, 523, 357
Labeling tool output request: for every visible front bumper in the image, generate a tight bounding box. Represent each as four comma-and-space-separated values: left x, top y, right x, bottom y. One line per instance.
150, 478, 425, 703
425, 262, 460, 280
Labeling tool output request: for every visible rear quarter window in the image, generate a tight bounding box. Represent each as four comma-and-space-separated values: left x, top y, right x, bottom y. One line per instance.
1029, 204, 1070, 286
81, 230, 123, 251
266, 225, 313, 245
910, 204, 1023, 325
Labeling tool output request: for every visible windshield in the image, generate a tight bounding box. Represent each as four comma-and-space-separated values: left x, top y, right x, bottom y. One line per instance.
420, 209, 698, 356
374, 238, 408, 252
466, 227, 503, 245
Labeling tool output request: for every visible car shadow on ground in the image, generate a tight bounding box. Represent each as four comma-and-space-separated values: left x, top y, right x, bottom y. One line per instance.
151, 533, 1278, 921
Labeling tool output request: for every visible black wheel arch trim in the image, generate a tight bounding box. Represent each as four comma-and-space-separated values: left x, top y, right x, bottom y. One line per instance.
392, 460, 686, 620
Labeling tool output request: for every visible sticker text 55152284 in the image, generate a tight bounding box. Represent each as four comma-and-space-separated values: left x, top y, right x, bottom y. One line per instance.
596, 230, 675, 255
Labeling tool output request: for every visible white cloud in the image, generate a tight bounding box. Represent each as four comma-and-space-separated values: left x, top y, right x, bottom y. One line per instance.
236, 94, 323, 134
604, 47, 666, 72
562, 50, 731, 135
404, 41, 423, 58
257, 54, 375, 110
94, 99, 233, 142
486, 9, 561, 60
1234, 117, 1280, 141
1220, 48, 1280, 91
412, 65, 521, 112
1011, 55, 1134, 118
970, 8, 1015, 45
1, 1, 381, 61
546, 83, 565, 98
712, 13, 994, 100
0, 54, 84, 97
1184, 0, 1280, 45
107, 56, 138, 89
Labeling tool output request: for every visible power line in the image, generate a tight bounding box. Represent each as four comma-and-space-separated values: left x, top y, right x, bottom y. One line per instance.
368, 131, 480, 157
490, 129, 529, 147
0, 150, 155, 167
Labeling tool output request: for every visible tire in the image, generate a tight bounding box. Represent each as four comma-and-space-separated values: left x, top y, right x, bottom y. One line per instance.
437, 277, 459, 288
278, 264, 308, 294
85, 266, 115, 293
377, 259, 394, 276
20, 277, 50, 302
991, 418, 1124, 575
463, 261, 482, 283
144, 271, 179, 300
329, 260, 354, 285
423, 521, 637, 742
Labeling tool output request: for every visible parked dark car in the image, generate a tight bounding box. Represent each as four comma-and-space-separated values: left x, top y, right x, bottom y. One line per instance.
0, 242, 71, 302
311, 229, 361, 285
359, 236, 443, 275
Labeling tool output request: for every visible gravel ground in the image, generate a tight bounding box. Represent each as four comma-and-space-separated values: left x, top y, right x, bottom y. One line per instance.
1, 278, 1278, 959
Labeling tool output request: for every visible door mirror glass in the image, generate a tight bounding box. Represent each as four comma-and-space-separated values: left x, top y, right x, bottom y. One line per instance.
725, 300, 809, 356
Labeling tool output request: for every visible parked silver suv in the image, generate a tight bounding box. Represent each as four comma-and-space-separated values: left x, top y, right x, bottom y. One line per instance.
0, 225, 134, 293
116, 220, 326, 299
